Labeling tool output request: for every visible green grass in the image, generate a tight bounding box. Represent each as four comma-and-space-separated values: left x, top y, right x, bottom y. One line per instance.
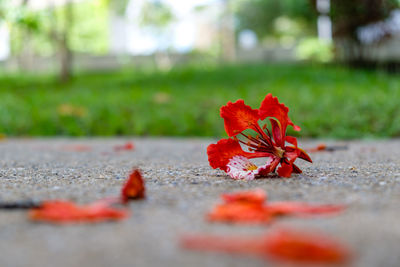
1, 63, 400, 138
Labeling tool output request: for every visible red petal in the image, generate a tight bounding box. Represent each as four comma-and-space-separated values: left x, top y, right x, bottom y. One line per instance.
265, 229, 351, 264
180, 233, 267, 256
269, 118, 284, 147
114, 142, 135, 151
221, 188, 267, 204
291, 164, 302, 174
62, 145, 92, 152
207, 202, 272, 224
29, 200, 129, 224
277, 161, 293, 178
180, 229, 351, 264
220, 99, 260, 137
267, 202, 345, 217
207, 138, 252, 172
259, 94, 300, 135
285, 136, 298, 147
121, 169, 146, 202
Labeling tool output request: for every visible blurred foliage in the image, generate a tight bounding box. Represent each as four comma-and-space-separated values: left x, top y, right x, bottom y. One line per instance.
139, 0, 175, 30
1, 63, 400, 138
296, 38, 333, 62
235, 0, 317, 39
2, 0, 109, 56
330, 0, 399, 41
107, 0, 130, 15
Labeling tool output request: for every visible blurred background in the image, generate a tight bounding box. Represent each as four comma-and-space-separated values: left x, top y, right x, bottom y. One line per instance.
0, 0, 400, 138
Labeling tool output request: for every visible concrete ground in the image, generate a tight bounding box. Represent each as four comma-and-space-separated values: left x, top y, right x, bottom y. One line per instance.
0, 138, 399, 267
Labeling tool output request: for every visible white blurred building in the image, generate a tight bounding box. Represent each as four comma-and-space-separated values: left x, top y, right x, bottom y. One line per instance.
110, 0, 220, 55
0, 23, 10, 61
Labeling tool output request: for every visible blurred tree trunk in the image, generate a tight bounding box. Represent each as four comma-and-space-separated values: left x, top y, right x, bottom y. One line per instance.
59, 2, 73, 82
327, 0, 397, 66
219, 0, 236, 62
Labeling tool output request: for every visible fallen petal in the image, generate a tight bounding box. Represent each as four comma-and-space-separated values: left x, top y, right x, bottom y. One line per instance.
221, 188, 267, 204
267, 202, 345, 217
121, 169, 146, 202
29, 200, 129, 224
180, 228, 351, 265
114, 142, 135, 151
207, 202, 272, 224
62, 145, 92, 152
265, 228, 351, 264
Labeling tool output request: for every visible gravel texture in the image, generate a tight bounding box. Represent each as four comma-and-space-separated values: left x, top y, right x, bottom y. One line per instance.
0, 138, 399, 267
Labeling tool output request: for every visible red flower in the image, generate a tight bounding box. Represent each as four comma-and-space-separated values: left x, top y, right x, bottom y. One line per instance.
207, 94, 312, 179
29, 200, 129, 224
121, 169, 146, 203
180, 228, 351, 264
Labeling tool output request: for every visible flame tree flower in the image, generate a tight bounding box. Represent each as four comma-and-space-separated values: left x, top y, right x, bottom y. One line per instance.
207, 94, 312, 180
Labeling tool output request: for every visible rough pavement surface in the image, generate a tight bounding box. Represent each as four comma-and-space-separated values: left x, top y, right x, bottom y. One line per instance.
0, 138, 399, 267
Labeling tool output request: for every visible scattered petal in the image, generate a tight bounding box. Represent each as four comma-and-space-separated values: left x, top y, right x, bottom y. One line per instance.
180, 228, 351, 265
207, 202, 272, 224
307, 143, 327, 152
62, 145, 92, 152
267, 202, 345, 217
265, 228, 351, 264
114, 142, 135, 152
307, 144, 349, 153
121, 169, 146, 202
221, 188, 267, 204
29, 200, 129, 224
207, 189, 345, 224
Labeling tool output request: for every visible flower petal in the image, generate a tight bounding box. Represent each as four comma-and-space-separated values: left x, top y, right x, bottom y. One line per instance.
285, 136, 298, 147
265, 228, 351, 264
259, 94, 300, 135
277, 161, 293, 178
221, 188, 267, 204
207, 202, 272, 224
121, 169, 146, 203
267, 202, 345, 217
114, 142, 135, 151
220, 99, 260, 137
226, 156, 273, 180
180, 229, 351, 265
207, 138, 252, 172
29, 200, 129, 224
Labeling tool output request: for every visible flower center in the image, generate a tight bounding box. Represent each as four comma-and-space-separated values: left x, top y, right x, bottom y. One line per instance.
247, 164, 258, 171
238, 131, 284, 159
275, 147, 285, 158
